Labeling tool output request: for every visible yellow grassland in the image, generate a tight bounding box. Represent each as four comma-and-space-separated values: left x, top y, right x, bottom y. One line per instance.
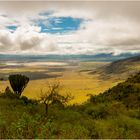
0, 61, 121, 104
0, 73, 120, 104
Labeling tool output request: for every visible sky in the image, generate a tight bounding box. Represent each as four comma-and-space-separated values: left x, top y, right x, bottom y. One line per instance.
0, 1, 140, 55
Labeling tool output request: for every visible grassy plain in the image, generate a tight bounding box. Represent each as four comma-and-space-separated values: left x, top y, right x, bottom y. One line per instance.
0, 61, 121, 104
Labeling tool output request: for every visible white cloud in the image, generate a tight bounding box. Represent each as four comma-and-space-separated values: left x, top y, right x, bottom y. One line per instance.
0, 1, 140, 55
0, 25, 59, 54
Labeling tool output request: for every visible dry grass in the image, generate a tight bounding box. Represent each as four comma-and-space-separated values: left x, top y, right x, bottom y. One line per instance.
0, 71, 120, 104
0, 61, 121, 104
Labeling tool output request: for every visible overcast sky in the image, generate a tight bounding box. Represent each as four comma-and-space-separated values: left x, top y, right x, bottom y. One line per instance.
0, 1, 140, 55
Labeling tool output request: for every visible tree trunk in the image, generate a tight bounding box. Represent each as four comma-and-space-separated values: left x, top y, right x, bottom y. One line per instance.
45, 103, 48, 115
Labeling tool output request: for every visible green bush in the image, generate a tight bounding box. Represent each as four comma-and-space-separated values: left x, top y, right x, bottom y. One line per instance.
0, 87, 19, 99
84, 103, 109, 119
60, 123, 89, 139
93, 115, 140, 139
9, 113, 41, 139
0, 115, 7, 139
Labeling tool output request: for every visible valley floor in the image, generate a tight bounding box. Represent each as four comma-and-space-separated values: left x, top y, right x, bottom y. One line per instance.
0, 61, 120, 104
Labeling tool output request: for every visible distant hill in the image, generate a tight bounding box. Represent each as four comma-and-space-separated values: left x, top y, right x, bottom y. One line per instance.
104, 55, 140, 74
0, 53, 139, 62
91, 55, 140, 80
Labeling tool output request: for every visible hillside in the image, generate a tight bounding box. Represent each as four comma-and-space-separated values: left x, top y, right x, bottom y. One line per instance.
91, 55, 140, 80
0, 72, 140, 139
90, 71, 140, 108
104, 55, 140, 74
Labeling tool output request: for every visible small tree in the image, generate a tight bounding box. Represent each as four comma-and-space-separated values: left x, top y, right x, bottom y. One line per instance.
8, 74, 29, 96
39, 82, 72, 114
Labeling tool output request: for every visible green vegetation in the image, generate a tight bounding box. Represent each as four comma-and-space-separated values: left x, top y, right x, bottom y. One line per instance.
90, 72, 140, 108
0, 72, 140, 139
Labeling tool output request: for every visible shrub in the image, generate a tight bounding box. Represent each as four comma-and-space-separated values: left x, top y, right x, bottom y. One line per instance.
9, 113, 41, 139
60, 123, 89, 139
0, 87, 19, 99
0, 116, 7, 139
85, 103, 109, 119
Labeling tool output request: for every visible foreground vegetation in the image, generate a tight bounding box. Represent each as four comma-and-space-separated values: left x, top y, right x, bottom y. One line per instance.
0, 72, 140, 139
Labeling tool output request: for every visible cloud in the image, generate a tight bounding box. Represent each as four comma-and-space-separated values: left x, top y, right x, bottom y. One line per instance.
0, 1, 140, 55
0, 30, 14, 51
0, 25, 59, 54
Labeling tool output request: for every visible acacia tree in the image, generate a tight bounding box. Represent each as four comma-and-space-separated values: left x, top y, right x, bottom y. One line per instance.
39, 82, 72, 114
8, 74, 29, 96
